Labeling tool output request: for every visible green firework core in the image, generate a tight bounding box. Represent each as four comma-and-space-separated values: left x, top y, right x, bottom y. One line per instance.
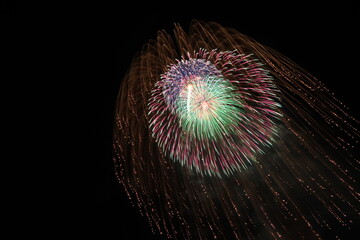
176, 75, 243, 140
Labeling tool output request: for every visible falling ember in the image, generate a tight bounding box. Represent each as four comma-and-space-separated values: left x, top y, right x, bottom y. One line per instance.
113, 21, 359, 239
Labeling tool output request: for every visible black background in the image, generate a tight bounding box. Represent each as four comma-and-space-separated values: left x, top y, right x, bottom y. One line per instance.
5, 1, 359, 239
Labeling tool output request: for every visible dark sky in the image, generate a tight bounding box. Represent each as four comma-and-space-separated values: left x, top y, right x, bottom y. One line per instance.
6, 1, 358, 239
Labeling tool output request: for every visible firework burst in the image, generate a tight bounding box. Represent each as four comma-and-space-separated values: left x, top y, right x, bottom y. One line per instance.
149, 50, 282, 176
113, 21, 359, 239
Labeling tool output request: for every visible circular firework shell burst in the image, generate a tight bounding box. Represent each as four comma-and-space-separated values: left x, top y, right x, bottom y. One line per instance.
149, 49, 282, 177
113, 21, 359, 239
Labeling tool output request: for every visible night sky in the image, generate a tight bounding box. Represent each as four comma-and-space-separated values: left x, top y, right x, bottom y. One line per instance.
6, 1, 358, 239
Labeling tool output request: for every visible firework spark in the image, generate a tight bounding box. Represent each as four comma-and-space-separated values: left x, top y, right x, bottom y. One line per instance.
113, 21, 359, 239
